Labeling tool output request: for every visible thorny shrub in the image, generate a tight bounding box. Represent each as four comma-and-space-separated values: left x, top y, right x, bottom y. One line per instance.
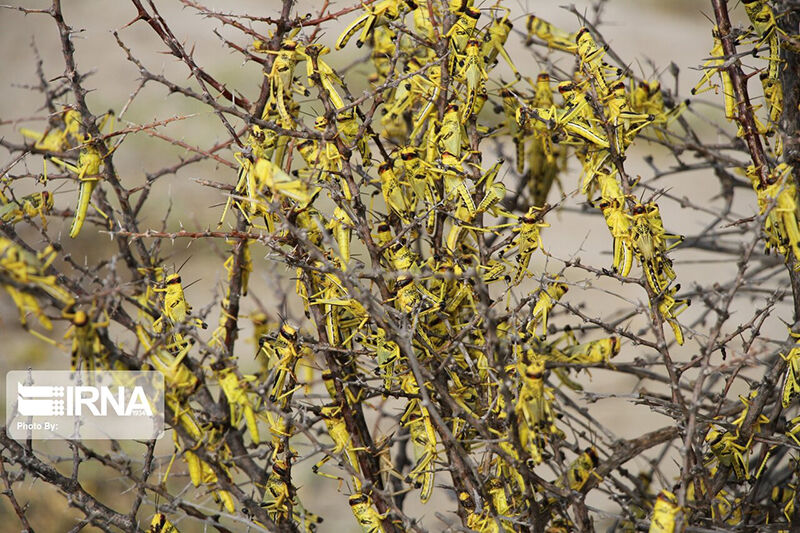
2, 0, 800, 532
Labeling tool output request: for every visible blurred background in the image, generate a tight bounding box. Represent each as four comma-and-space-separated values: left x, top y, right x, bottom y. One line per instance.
0, 0, 784, 531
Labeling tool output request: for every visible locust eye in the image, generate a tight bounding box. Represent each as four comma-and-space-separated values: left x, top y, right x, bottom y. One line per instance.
349, 495, 368, 506
586, 447, 599, 467
281, 326, 297, 341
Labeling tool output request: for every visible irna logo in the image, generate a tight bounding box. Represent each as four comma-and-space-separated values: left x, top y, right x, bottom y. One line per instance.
17, 383, 153, 417
6, 370, 164, 440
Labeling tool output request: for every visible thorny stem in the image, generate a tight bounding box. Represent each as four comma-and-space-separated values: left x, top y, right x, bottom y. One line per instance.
710, 0, 772, 187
